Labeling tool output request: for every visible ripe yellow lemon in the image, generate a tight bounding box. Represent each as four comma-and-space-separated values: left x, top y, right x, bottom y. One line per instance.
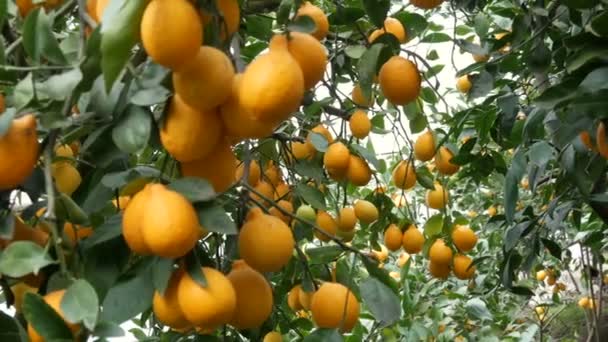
63, 223, 93, 246
250, 181, 274, 206
414, 131, 435, 161
54, 144, 74, 159
369, 18, 407, 43
160, 94, 222, 162
200, 0, 241, 40
51, 162, 82, 196
379, 56, 421, 105
487, 205, 497, 217
346, 155, 371, 186
451, 225, 477, 252
392, 160, 416, 190
268, 200, 293, 224
296, 1, 329, 40
220, 75, 277, 141
354, 200, 378, 223
311, 282, 359, 332
140, 184, 203, 258
315, 211, 338, 242
122, 186, 152, 254
402, 225, 424, 254
235, 160, 261, 186
180, 140, 237, 193
299, 288, 314, 310
287, 284, 303, 311
308, 124, 334, 145
263, 331, 283, 342
434, 146, 460, 175
27, 290, 80, 342
269, 32, 327, 90
140, 0, 202, 70
453, 254, 476, 280
337, 207, 357, 232
428, 260, 450, 279
456, 75, 472, 93
153, 269, 192, 330
426, 182, 448, 209
274, 182, 291, 201
351, 83, 373, 107
177, 267, 236, 327
291, 141, 316, 160
349, 110, 372, 139
0, 114, 39, 190
429, 239, 453, 265
238, 209, 295, 272
263, 161, 283, 186
384, 224, 403, 251
397, 252, 411, 267
323, 142, 350, 174
173, 46, 235, 111
536, 270, 547, 282
227, 260, 273, 329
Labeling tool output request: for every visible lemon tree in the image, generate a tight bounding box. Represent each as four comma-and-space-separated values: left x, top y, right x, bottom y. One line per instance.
0, 0, 607, 341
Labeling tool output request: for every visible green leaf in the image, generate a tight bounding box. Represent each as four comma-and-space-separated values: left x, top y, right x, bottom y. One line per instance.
0, 310, 25, 341
0, 241, 55, 278
0, 0, 7, 30
306, 245, 344, 264
130, 86, 171, 106
394, 12, 427, 40
424, 214, 444, 237
61, 279, 99, 330
421, 33, 451, 43
580, 67, 608, 92
152, 257, 174, 295
504, 221, 531, 251
41, 69, 83, 101
409, 112, 426, 134
0, 108, 15, 137
504, 150, 526, 223
528, 141, 553, 167
93, 321, 125, 338
89, 77, 125, 118
469, 71, 494, 99
288, 15, 316, 33
357, 43, 385, 100
361, 256, 399, 294
474, 13, 490, 37
169, 177, 216, 203
0, 211, 14, 240
465, 298, 492, 321
309, 132, 329, 152
276, 0, 294, 25
351, 144, 380, 170
197, 204, 238, 235
329, 7, 365, 25
295, 183, 327, 210
56, 193, 89, 225
566, 46, 608, 73
82, 214, 122, 249
23, 292, 73, 340
415, 165, 435, 190
245, 15, 273, 41
303, 328, 343, 342
100, 260, 155, 324
587, 10, 608, 37
360, 277, 401, 326
362, 0, 390, 27
112, 106, 151, 154
541, 238, 561, 260
456, 39, 488, 55
345, 45, 367, 59
21, 9, 66, 64
185, 250, 207, 287
101, 166, 160, 190
100, 0, 147, 91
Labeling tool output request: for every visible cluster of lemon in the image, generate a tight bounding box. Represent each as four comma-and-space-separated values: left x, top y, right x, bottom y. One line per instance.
535, 268, 567, 294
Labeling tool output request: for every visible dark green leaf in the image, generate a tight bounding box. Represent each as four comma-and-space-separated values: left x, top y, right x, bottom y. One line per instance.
295, 183, 326, 210
424, 214, 444, 237
100, 0, 147, 90
361, 256, 399, 294
588, 10, 608, 37
130, 86, 171, 106
0, 241, 55, 277
306, 245, 344, 264
580, 67, 608, 92
93, 321, 125, 338
276, 0, 293, 25
394, 12, 427, 40
351, 144, 380, 170
23, 293, 72, 340
362, 0, 390, 27
288, 15, 316, 33
465, 298, 492, 321
344, 45, 367, 59
309, 132, 328, 152
360, 277, 401, 326
56, 193, 89, 225
528, 141, 553, 166
474, 13, 490, 37
62, 279, 99, 330
21, 9, 66, 64
409, 113, 426, 134
82, 214, 122, 249
112, 106, 151, 154
329, 7, 365, 25
421, 33, 451, 43
0, 310, 24, 342
42, 69, 83, 101
0, 0, 7, 30
357, 43, 384, 101
245, 15, 273, 41
197, 204, 238, 235
303, 329, 343, 342
152, 257, 174, 295
456, 39, 488, 55
169, 177, 216, 203
469, 71, 494, 99
185, 250, 207, 287
101, 166, 160, 189
504, 150, 526, 223
541, 238, 561, 260
415, 165, 435, 190
504, 221, 531, 251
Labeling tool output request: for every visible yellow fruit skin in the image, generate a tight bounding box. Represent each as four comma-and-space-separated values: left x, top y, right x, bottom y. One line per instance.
220, 75, 277, 142
173, 46, 235, 111
434, 146, 460, 175
238, 211, 295, 272
402, 225, 424, 254
239, 49, 304, 124
346, 155, 371, 186
384, 224, 403, 251
429, 239, 453, 265
291, 141, 316, 160
95, 0, 109, 21
274, 182, 291, 201
473, 54, 489, 63
429, 261, 450, 279
269, 32, 327, 90
451, 225, 477, 252
268, 200, 293, 224
227, 260, 273, 329
177, 267, 237, 327
63, 223, 93, 245
153, 269, 192, 330
264, 162, 283, 186
287, 285, 303, 311
140, 0, 202, 70
426, 183, 448, 209
392, 160, 416, 190
161, 95, 222, 162
54, 144, 74, 158
596, 122, 608, 159
310, 282, 359, 332
337, 207, 357, 232
27, 290, 80, 342
410, 0, 444, 9
414, 131, 435, 161
379, 56, 421, 105
235, 160, 261, 186
122, 187, 152, 254
263, 331, 283, 342
140, 184, 203, 258
352, 84, 373, 107
323, 142, 350, 174
349, 110, 371, 139
382, 18, 407, 43
315, 211, 338, 242
536, 270, 547, 281
0, 114, 39, 190
456, 75, 472, 93
397, 252, 411, 267
354, 200, 378, 223
250, 181, 274, 206
51, 162, 82, 196
1, 216, 49, 249
181, 140, 237, 193
296, 2, 329, 40
200, 0, 241, 40
298, 288, 314, 310
453, 254, 475, 280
